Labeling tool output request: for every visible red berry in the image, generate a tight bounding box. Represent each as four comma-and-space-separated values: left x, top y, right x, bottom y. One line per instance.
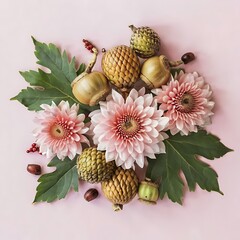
82, 39, 95, 52
26, 143, 40, 154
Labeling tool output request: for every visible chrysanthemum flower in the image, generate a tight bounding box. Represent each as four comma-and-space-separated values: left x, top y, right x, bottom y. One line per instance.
152, 72, 214, 135
90, 88, 169, 169
33, 101, 89, 160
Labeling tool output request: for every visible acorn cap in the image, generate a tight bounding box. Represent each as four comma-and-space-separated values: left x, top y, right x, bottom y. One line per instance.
101, 167, 139, 207
101, 45, 140, 92
77, 147, 116, 183
129, 25, 161, 58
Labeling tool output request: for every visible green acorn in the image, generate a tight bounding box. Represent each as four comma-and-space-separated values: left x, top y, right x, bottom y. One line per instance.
138, 178, 159, 204
129, 25, 161, 58
77, 147, 116, 183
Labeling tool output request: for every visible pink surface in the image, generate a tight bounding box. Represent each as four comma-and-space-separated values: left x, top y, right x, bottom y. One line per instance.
1, 0, 240, 239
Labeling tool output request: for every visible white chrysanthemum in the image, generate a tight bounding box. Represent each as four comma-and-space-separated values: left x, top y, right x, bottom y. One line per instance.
89, 88, 169, 169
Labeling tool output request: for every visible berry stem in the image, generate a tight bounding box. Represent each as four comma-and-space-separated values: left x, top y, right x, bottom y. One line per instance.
71, 40, 99, 87
82, 39, 98, 74
169, 60, 184, 67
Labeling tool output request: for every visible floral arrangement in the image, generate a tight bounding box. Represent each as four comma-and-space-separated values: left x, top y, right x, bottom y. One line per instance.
11, 25, 232, 210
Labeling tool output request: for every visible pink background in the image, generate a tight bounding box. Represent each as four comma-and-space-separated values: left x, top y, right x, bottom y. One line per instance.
1, 0, 240, 239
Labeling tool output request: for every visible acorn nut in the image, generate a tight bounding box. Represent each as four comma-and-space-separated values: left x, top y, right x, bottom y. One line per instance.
27, 164, 42, 175
141, 52, 195, 89
72, 71, 110, 106
84, 188, 99, 202
181, 52, 195, 64
71, 41, 110, 106
140, 55, 171, 89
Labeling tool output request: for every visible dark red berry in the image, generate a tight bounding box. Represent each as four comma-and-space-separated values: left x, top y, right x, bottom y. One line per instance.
181, 52, 195, 64
26, 143, 40, 153
82, 39, 96, 53
27, 164, 42, 175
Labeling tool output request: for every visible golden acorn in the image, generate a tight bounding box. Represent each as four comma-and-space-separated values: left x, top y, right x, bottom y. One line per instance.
140, 52, 196, 89
101, 167, 139, 211
140, 55, 171, 89
129, 25, 160, 58
77, 147, 116, 183
71, 40, 110, 106
101, 45, 140, 93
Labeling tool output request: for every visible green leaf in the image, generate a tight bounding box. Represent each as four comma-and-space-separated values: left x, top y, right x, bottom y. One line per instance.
11, 69, 91, 112
146, 130, 232, 204
32, 37, 77, 83
11, 38, 96, 113
11, 87, 73, 111
147, 154, 184, 204
34, 157, 79, 203
167, 130, 232, 159
76, 63, 86, 75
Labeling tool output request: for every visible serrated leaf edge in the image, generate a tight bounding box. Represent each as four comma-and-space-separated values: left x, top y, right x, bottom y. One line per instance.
33, 160, 78, 203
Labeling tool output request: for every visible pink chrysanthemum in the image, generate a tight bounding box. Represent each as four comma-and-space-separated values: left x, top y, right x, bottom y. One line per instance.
90, 88, 169, 169
33, 101, 89, 160
152, 72, 214, 135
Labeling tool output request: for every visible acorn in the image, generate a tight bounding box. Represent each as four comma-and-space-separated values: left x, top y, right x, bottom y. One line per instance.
84, 188, 99, 202
181, 52, 195, 64
76, 147, 116, 183
71, 40, 110, 106
141, 55, 171, 89
138, 178, 159, 204
129, 25, 161, 58
101, 45, 140, 95
140, 52, 195, 89
27, 164, 42, 175
101, 167, 139, 211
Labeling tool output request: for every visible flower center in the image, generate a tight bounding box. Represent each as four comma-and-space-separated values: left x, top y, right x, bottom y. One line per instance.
177, 93, 195, 113
121, 119, 138, 133
116, 115, 140, 140
50, 121, 72, 139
